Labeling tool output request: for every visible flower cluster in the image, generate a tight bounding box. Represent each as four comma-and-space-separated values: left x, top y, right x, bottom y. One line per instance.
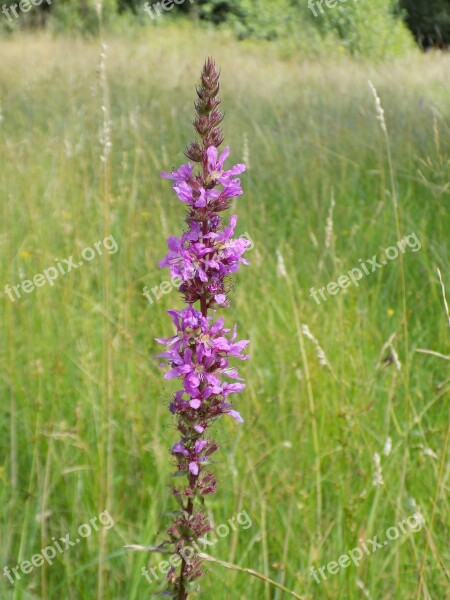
159, 152, 249, 307
156, 58, 250, 598
157, 307, 249, 411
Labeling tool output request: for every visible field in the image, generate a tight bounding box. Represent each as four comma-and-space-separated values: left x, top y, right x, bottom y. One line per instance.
0, 25, 449, 599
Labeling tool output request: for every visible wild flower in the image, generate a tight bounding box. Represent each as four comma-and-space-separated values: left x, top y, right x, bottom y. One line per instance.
383, 437, 392, 457
301, 324, 331, 370
368, 80, 387, 134
324, 192, 335, 251
156, 58, 250, 599
372, 452, 384, 488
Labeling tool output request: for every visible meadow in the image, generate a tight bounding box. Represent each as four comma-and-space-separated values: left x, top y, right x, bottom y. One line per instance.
0, 25, 449, 599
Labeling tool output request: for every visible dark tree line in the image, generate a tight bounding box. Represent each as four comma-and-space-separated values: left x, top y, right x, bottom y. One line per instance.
400, 0, 450, 48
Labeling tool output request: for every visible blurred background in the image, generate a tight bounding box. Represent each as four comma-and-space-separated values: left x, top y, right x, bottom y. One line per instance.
1, 1, 450, 54
0, 1, 449, 599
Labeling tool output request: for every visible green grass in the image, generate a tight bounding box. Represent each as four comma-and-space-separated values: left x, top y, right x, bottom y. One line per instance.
0, 26, 449, 600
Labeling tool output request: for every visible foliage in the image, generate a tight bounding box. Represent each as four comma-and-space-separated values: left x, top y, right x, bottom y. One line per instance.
0, 0, 420, 58
0, 0, 120, 34
314, 0, 414, 58
2, 0, 448, 57
47, 0, 118, 34
141, 0, 415, 57
217, 0, 307, 41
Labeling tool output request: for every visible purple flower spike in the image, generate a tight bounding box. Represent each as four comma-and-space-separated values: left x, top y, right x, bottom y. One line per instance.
155, 58, 250, 599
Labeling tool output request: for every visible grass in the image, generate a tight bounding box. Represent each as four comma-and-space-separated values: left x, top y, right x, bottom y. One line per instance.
0, 24, 449, 600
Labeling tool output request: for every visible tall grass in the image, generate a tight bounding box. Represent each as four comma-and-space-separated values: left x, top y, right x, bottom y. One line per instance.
0, 26, 449, 599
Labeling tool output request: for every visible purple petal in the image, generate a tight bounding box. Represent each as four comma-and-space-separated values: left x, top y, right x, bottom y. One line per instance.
194, 439, 208, 454
189, 461, 199, 475
218, 146, 230, 169
173, 442, 189, 456
206, 145, 218, 166
226, 410, 244, 423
